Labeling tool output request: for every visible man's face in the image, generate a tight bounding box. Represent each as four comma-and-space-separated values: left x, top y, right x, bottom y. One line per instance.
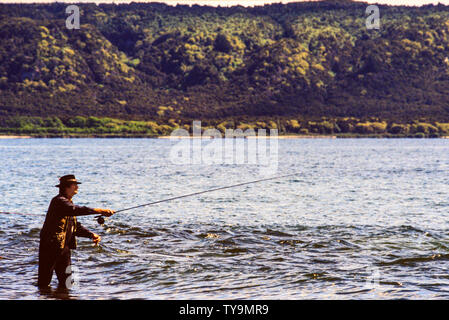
65, 183, 79, 198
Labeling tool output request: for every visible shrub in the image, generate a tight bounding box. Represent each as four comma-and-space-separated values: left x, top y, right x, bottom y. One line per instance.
44, 117, 64, 128
435, 122, 449, 134
389, 123, 409, 134
87, 116, 102, 128
414, 132, 426, 138
286, 119, 301, 132
214, 34, 233, 53
411, 122, 438, 135
67, 116, 87, 128
370, 121, 387, 133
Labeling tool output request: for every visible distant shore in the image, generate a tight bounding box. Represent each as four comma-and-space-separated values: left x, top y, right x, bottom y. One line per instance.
1, 134, 449, 139
2, 116, 449, 140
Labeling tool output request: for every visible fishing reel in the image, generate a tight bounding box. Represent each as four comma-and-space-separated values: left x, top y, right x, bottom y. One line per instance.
95, 215, 106, 225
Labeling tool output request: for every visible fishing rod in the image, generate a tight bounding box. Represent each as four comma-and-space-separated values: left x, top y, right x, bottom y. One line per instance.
0, 173, 299, 222
95, 172, 299, 225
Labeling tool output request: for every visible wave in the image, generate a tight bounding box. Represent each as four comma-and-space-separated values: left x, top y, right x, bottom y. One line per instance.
379, 253, 449, 266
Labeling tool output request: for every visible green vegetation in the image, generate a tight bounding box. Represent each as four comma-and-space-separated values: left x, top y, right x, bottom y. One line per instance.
1, 1, 449, 137
1, 116, 448, 138
0, 116, 171, 136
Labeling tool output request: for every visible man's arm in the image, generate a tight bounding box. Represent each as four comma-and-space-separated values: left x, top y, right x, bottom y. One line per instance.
55, 196, 114, 217
74, 221, 94, 238
75, 221, 101, 245
56, 196, 96, 217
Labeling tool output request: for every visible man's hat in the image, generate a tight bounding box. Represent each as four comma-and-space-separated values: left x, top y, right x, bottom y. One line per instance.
55, 174, 82, 187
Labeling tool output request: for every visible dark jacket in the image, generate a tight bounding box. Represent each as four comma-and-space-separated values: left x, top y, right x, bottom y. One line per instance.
40, 194, 96, 250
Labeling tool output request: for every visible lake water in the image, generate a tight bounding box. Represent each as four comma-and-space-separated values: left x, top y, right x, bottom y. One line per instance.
0, 138, 448, 299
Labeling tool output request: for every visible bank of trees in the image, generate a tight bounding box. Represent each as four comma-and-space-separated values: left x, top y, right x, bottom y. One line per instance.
1, 2, 449, 126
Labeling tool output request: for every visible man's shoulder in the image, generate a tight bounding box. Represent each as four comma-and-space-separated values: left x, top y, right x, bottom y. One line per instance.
51, 194, 70, 204
52, 194, 63, 200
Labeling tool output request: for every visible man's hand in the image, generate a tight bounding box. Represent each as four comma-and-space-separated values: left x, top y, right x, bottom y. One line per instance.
94, 208, 115, 217
92, 233, 101, 245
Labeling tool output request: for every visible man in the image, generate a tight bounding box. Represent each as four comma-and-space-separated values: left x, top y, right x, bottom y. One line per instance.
38, 174, 115, 289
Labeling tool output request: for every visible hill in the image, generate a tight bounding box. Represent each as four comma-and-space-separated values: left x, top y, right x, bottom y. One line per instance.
1, 1, 449, 136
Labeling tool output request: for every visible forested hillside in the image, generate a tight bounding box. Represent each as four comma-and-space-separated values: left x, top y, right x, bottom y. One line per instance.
1, 1, 449, 136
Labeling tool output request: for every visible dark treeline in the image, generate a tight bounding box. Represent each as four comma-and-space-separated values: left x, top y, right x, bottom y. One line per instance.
1, 1, 449, 132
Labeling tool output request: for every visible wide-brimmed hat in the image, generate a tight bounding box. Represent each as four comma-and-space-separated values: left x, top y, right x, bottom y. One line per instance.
55, 174, 82, 187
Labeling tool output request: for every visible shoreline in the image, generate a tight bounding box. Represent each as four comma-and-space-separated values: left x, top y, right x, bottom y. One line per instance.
160, 135, 337, 139
1, 134, 448, 139
0, 135, 32, 139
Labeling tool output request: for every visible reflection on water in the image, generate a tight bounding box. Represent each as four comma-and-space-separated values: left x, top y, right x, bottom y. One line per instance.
0, 138, 449, 299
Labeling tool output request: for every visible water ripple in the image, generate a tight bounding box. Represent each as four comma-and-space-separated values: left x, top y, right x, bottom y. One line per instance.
1, 138, 449, 299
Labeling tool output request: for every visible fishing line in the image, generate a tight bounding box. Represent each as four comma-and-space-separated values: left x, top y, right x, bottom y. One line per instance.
95, 172, 299, 224
0, 211, 41, 217
116, 172, 298, 213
